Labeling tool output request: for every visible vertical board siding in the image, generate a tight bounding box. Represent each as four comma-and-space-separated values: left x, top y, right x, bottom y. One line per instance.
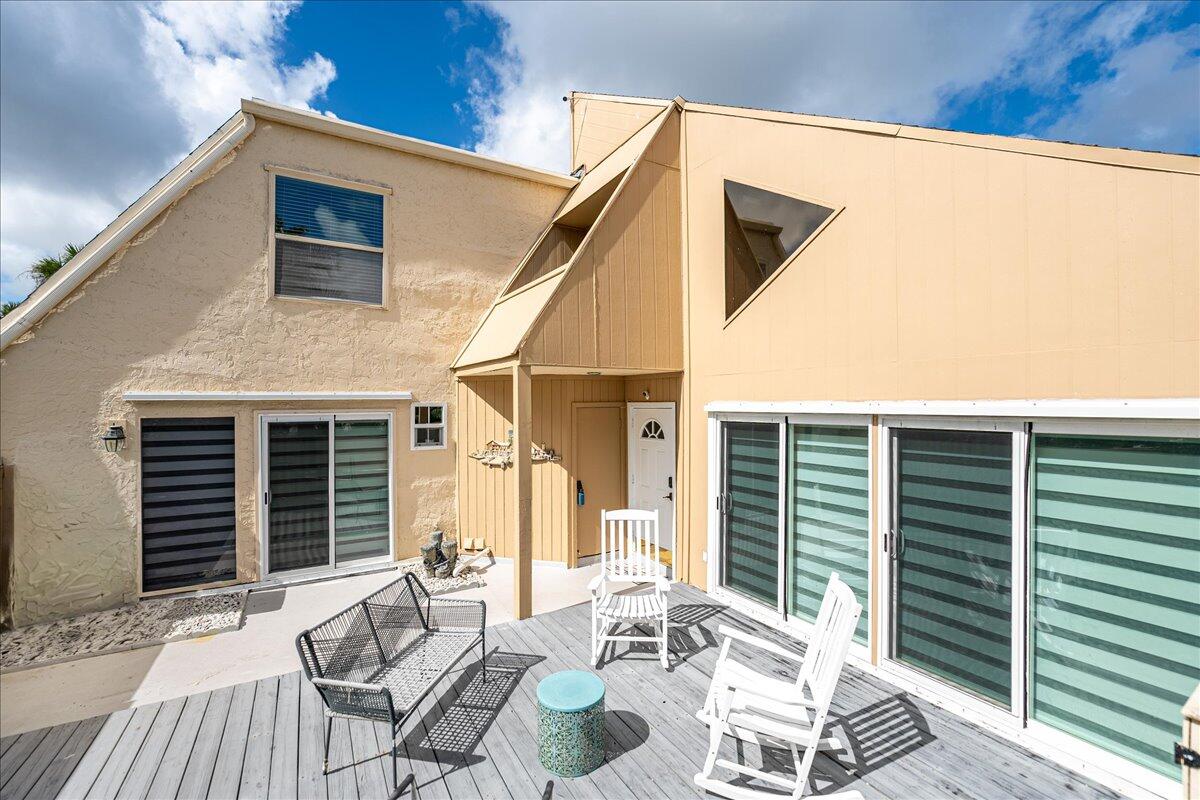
1030, 433, 1200, 778
524, 112, 682, 372
508, 225, 586, 292
457, 376, 626, 560
140, 418, 237, 592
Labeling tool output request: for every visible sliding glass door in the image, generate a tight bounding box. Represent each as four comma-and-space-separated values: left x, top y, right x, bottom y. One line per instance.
266, 419, 331, 572
262, 414, 392, 575
889, 427, 1016, 708
1029, 433, 1200, 778
788, 424, 870, 643
719, 421, 781, 606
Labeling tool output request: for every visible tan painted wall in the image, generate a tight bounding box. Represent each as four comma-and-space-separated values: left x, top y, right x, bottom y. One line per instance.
0, 119, 566, 624
455, 373, 682, 566
571, 96, 668, 173
525, 112, 683, 370
456, 375, 624, 562
677, 109, 1200, 589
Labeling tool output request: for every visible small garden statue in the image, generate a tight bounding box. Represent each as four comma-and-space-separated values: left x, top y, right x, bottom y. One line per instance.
420, 530, 458, 578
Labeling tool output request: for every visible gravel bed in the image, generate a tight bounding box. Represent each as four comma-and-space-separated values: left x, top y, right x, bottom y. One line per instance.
1, 592, 247, 673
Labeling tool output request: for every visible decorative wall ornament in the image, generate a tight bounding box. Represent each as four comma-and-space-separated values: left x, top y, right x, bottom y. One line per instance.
469, 434, 560, 467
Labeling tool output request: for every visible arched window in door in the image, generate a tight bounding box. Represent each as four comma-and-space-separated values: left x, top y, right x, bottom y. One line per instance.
641, 420, 665, 440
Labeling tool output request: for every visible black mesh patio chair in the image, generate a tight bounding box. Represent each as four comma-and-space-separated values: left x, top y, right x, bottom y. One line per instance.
296, 572, 486, 790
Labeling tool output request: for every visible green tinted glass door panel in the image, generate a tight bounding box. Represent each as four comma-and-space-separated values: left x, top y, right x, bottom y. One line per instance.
788, 425, 870, 643
334, 420, 391, 563
721, 422, 780, 606
1030, 434, 1200, 777
267, 421, 330, 572
893, 428, 1013, 707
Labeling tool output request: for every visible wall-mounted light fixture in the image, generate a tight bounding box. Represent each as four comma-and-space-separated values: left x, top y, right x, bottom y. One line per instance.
101, 424, 126, 453
641, 389, 650, 400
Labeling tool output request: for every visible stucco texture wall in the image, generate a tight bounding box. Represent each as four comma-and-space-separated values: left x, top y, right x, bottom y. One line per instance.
677, 109, 1200, 589
0, 119, 565, 625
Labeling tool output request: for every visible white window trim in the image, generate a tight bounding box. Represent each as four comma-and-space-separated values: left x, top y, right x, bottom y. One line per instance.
706, 406, 1192, 800
267, 166, 390, 309
411, 402, 448, 450
707, 411, 874, 665
257, 411, 395, 579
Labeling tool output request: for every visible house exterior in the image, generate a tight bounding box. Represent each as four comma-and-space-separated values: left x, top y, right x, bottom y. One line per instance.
1, 92, 1197, 798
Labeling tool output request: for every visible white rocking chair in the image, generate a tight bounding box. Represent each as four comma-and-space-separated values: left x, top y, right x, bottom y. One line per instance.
694, 573, 863, 800
588, 509, 670, 669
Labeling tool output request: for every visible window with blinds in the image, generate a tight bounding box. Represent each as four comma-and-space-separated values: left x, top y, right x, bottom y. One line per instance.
1030, 434, 1200, 778
272, 174, 385, 305
141, 418, 237, 591
788, 424, 870, 643
892, 428, 1013, 707
333, 420, 391, 563
720, 421, 780, 606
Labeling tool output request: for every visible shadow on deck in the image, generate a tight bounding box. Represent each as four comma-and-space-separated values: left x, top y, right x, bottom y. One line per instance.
0, 584, 1125, 800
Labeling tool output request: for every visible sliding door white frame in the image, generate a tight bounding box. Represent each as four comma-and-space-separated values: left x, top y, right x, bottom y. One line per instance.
258, 411, 395, 579
875, 415, 1027, 732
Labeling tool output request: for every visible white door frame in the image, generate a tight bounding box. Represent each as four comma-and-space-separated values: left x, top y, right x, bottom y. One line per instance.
258, 411, 395, 579
627, 402, 676, 553
875, 416, 1028, 732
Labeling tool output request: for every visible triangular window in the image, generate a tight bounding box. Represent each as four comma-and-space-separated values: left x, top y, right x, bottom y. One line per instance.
724, 180, 834, 319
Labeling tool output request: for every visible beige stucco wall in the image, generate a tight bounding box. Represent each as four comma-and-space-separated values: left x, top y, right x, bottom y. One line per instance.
676, 108, 1200, 589
0, 119, 566, 625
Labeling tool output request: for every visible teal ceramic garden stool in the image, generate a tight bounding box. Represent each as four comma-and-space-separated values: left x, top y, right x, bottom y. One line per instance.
537, 670, 605, 777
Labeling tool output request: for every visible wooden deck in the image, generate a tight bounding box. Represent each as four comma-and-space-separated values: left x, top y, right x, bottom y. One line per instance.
0, 583, 1125, 800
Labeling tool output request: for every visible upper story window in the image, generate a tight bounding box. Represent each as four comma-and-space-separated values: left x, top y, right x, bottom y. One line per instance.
272, 173, 386, 306
724, 180, 835, 319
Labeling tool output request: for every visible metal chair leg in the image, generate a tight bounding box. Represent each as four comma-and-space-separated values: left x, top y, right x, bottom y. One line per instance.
322, 716, 332, 773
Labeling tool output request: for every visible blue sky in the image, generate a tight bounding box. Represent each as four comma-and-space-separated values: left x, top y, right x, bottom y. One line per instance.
2, 0, 1198, 305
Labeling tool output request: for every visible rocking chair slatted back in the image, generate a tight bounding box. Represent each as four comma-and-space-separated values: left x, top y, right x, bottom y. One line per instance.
798, 572, 862, 707
600, 509, 661, 580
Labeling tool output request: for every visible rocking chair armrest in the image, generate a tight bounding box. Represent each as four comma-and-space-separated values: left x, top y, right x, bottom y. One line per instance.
716, 625, 805, 664
587, 574, 605, 594
730, 681, 818, 710
648, 575, 672, 593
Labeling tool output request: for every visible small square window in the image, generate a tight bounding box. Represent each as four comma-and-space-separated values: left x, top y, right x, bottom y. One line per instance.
411, 403, 447, 450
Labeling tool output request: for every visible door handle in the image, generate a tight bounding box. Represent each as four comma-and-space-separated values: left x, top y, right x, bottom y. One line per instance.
662, 493, 673, 501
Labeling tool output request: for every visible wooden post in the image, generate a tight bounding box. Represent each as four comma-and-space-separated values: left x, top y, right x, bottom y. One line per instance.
512, 364, 533, 620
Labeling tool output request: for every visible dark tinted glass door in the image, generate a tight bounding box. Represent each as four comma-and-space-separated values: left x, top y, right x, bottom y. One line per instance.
721, 421, 780, 606
892, 428, 1013, 707
267, 420, 330, 572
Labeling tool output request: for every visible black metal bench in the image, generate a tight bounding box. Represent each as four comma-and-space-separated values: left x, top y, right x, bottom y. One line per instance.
295, 572, 486, 789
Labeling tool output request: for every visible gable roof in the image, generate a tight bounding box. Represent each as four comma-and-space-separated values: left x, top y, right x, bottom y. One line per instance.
1, 100, 577, 351
453, 104, 680, 372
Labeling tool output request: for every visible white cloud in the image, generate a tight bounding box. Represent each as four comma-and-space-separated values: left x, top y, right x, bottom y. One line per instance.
0, 1, 336, 304
465, 1, 1199, 170
140, 1, 335, 145
1045, 25, 1200, 153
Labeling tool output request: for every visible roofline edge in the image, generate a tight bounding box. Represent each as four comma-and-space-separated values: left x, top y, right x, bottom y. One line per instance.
243, 99, 579, 188
1, 112, 257, 351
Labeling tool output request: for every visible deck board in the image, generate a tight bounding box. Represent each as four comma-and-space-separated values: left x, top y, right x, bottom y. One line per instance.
0, 583, 1132, 800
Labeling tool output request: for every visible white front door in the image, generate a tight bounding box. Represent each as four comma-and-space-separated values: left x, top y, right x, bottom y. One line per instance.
627, 403, 676, 554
